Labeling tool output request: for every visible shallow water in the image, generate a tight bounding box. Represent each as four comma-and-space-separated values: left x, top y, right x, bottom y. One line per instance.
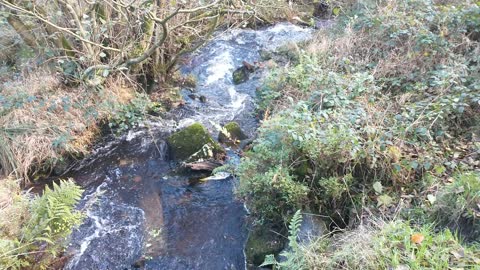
65, 23, 313, 270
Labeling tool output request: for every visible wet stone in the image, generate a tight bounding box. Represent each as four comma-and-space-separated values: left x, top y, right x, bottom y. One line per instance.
166, 122, 224, 161
218, 121, 248, 145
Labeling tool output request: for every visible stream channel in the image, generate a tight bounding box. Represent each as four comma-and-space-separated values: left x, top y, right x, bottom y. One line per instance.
64, 22, 313, 270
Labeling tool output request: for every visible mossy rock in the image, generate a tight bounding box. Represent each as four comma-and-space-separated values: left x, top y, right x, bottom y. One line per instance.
275, 43, 301, 64
259, 49, 273, 61
167, 123, 225, 161
232, 66, 250, 85
218, 122, 247, 145
245, 225, 285, 266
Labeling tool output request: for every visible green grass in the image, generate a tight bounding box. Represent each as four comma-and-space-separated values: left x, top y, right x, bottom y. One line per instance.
303, 221, 480, 270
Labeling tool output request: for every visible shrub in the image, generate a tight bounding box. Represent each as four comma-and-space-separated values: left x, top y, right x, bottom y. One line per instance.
239, 0, 480, 226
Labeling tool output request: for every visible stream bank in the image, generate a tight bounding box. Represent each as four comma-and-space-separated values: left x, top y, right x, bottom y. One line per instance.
64, 22, 315, 269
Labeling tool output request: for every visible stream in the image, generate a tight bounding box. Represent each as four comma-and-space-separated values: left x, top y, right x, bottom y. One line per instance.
64, 23, 313, 270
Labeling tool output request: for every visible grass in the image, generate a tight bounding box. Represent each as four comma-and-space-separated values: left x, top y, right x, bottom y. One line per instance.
433, 172, 480, 241
303, 220, 480, 270
0, 71, 140, 181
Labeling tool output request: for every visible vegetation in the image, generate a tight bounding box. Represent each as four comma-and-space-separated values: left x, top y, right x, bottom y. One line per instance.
301, 220, 480, 269
237, 0, 480, 268
0, 0, 313, 267
1, 0, 479, 268
0, 178, 83, 269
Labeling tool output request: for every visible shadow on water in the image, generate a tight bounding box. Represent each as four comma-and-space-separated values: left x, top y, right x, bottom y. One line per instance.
64, 22, 315, 270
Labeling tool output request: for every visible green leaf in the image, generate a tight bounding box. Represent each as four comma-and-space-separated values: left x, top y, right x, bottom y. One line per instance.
377, 194, 393, 207
332, 7, 341, 16
410, 161, 419, 170
427, 194, 436, 205
260, 254, 277, 267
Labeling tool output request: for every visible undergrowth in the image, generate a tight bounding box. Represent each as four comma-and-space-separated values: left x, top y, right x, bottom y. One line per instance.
239, 0, 480, 267
0, 178, 83, 269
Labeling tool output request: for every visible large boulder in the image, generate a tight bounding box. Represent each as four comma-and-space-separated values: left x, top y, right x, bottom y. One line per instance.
167, 123, 224, 161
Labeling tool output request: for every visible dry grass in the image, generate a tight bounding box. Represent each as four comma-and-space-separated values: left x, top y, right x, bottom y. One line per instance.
0, 177, 29, 238
0, 71, 137, 181
303, 225, 378, 270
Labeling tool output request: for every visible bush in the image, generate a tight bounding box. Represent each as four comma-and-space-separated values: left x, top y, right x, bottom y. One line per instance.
239, 0, 480, 226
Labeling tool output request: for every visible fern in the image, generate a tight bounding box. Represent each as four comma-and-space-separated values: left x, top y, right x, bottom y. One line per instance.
1, 179, 84, 269
23, 179, 84, 245
260, 210, 306, 269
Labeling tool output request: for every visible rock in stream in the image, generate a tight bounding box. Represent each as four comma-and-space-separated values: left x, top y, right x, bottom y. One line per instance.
64, 22, 314, 270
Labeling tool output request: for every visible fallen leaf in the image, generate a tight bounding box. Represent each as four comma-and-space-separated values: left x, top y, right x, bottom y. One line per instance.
133, 176, 142, 183
450, 249, 464, 259
411, 233, 425, 244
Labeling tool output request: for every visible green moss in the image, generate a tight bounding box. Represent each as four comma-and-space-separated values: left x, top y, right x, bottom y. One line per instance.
232, 67, 249, 85
293, 159, 311, 179
167, 123, 224, 161
218, 121, 247, 144
245, 225, 285, 266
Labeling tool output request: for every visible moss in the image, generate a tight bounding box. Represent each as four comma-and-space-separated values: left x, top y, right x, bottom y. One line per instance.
275, 43, 301, 64
293, 159, 311, 179
167, 123, 225, 161
245, 225, 285, 266
259, 49, 273, 61
232, 66, 250, 85
218, 122, 247, 145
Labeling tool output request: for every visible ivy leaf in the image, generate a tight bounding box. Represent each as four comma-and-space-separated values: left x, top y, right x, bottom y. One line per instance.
373, 181, 383, 194
377, 194, 393, 207
332, 6, 341, 16
427, 194, 436, 205
410, 161, 419, 170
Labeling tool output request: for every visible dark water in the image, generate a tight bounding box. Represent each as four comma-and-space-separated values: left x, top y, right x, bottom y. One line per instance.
65, 23, 313, 270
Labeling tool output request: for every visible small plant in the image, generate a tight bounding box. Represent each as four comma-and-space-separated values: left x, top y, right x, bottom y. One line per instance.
108, 92, 153, 133
433, 172, 480, 240
0, 179, 84, 269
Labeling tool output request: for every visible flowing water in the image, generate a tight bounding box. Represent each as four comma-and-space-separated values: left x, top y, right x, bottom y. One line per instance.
64, 23, 313, 270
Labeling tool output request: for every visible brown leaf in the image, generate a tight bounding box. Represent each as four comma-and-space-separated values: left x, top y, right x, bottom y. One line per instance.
411, 233, 425, 244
